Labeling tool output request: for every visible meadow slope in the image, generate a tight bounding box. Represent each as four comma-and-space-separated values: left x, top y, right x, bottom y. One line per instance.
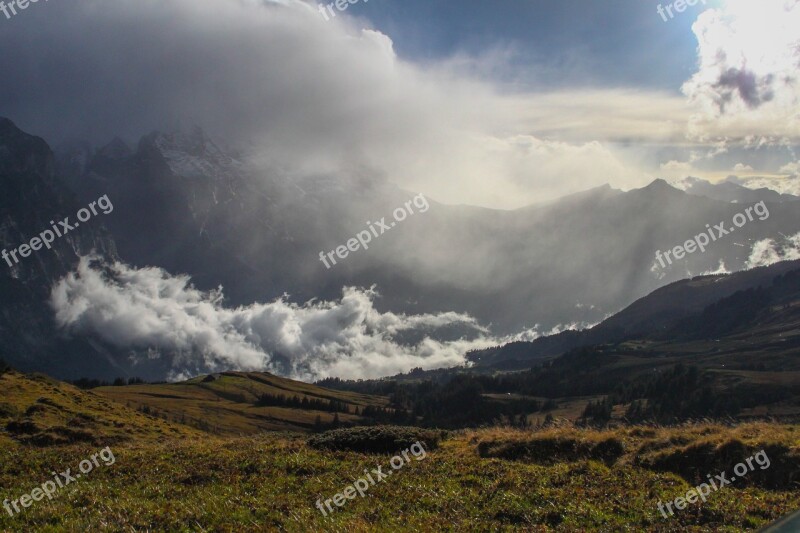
0, 422, 798, 531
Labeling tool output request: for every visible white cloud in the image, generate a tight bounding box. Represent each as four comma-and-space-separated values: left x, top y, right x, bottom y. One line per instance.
745, 233, 800, 269
51, 257, 499, 381
0, 0, 691, 209
499, 321, 598, 343
0, 0, 793, 208
683, 0, 800, 142
780, 161, 800, 175
727, 174, 800, 195
660, 160, 696, 180
701, 260, 731, 276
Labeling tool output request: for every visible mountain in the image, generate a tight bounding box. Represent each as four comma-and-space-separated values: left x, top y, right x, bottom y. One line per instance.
477, 262, 800, 421
58, 127, 800, 338
2, 117, 799, 381
325, 260, 800, 424
672, 176, 800, 204
0, 119, 119, 378
469, 259, 800, 369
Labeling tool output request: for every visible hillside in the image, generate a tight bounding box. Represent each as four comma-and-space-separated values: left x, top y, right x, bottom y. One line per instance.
0, 369, 200, 447
321, 262, 800, 426
1, 366, 798, 531
95, 371, 391, 434
469, 259, 800, 370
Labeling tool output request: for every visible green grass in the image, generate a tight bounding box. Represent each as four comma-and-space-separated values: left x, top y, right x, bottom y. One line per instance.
0, 371, 201, 446
0, 423, 797, 531
2, 370, 799, 531
308, 425, 445, 453
95, 371, 389, 434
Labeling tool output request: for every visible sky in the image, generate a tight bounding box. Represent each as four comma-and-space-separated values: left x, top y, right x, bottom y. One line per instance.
348, 0, 709, 90
2, 0, 798, 381
0, 0, 797, 208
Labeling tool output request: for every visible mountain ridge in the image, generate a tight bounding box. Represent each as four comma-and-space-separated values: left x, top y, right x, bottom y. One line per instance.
1, 117, 799, 381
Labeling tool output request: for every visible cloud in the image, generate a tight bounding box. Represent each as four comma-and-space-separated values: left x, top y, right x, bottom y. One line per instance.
50, 257, 497, 381
745, 232, 800, 269
0, 0, 792, 207
508, 321, 600, 343
780, 161, 800, 175
660, 160, 696, 180
683, 0, 800, 142
0, 0, 682, 208
701, 260, 731, 276
726, 174, 800, 195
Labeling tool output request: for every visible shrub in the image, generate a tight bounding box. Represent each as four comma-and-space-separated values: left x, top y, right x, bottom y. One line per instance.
308, 425, 445, 454
6, 419, 41, 435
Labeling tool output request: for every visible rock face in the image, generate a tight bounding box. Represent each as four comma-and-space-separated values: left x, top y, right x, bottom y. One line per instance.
0, 118, 118, 378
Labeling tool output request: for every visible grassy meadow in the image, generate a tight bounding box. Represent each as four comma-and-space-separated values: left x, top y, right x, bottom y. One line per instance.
0, 422, 798, 531
1, 369, 799, 531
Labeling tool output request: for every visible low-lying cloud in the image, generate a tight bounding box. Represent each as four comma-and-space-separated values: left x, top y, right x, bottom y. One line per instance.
51, 257, 498, 381
745, 232, 800, 269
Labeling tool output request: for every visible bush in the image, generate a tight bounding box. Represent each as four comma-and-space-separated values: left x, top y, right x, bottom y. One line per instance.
308, 425, 445, 454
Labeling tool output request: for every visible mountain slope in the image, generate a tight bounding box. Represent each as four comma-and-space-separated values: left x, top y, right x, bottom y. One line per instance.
0, 369, 200, 447
0, 118, 119, 378
95, 371, 391, 434
470, 259, 800, 369
326, 261, 800, 424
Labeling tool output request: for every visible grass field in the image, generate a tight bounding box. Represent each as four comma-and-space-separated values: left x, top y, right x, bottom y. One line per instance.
0, 422, 798, 531
2, 369, 799, 531
95, 371, 390, 434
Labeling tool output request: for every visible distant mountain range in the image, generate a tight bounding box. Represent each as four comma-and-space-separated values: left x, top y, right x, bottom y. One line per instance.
325, 259, 800, 423
672, 176, 800, 204
1, 117, 799, 380
56, 123, 800, 332
468, 258, 800, 370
